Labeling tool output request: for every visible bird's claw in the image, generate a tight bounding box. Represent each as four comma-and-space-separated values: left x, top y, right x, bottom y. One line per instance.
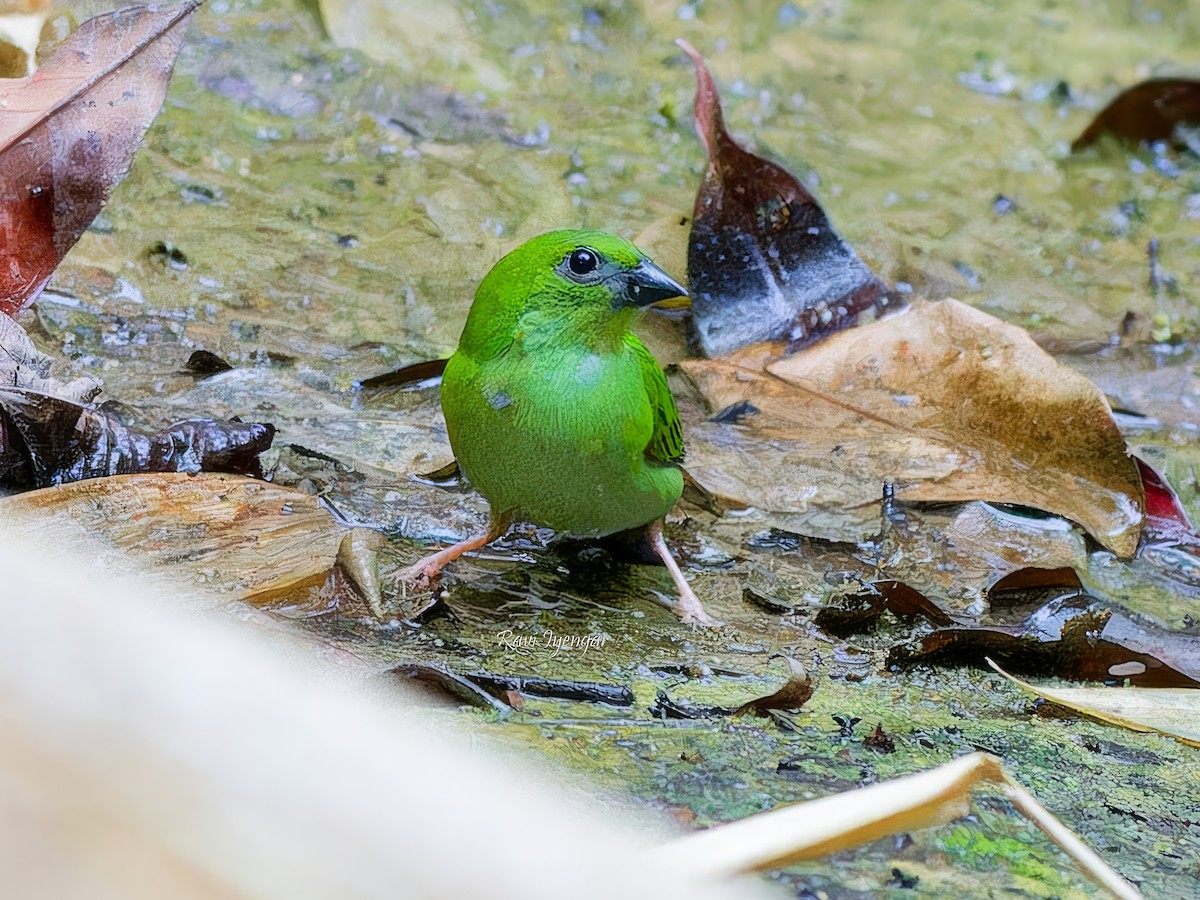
678, 603, 723, 629
385, 561, 441, 600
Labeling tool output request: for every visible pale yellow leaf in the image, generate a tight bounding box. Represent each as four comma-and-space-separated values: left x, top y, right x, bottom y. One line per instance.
989, 658, 1200, 747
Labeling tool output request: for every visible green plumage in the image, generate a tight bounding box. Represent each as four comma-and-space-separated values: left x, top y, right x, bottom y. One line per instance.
441, 230, 686, 537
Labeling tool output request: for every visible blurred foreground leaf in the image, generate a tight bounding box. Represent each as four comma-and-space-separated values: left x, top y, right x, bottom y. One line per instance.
657, 751, 1140, 900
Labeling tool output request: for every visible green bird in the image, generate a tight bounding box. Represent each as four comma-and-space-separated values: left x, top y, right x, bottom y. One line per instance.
400, 229, 717, 626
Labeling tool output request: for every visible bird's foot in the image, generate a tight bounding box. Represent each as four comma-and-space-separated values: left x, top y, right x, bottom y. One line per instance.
676, 592, 722, 628
648, 519, 723, 628
385, 559, 443, 599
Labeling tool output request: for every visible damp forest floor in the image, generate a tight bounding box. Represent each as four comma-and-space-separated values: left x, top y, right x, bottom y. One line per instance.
27, 1, 1200, 897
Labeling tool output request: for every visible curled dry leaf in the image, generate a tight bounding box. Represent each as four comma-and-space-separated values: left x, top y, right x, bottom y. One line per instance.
1073, 78, 1200, 151
678, 298, 1144, 555
0, 0, 202, 316
890, 594, 1200, 687
0, 472, 348, 601
676, 40, 895, 359
732, 656, 814, 715
989, 659, 1200, 748
0, 387, 275, 487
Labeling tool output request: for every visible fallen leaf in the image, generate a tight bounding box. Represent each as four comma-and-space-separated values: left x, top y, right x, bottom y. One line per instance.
1073, 78, 1200, 150
0, 387, 275, 488
987, 566, 1083, 597
655, 751, 1139, 900
815, 580, 954, 638
0, 472, 348, 601
676, 40, 896, 359
890, 594, 1200, 687
356, 357, 448, 391
0, 0, 49, 77
0, 1, 201, 316
989, 659, 1200, 748
1136, 456, 1199, 549
732, 656, 814, 715
679, 298, 1145, 556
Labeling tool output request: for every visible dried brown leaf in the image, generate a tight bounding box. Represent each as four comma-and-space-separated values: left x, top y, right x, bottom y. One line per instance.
989, 659, 1200, 748
0, 472, 347, 600
0, 1, 201, 315
679, 299, 1144, 556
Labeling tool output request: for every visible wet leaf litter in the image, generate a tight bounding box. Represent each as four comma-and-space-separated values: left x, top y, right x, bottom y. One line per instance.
1, 1, 1199, 897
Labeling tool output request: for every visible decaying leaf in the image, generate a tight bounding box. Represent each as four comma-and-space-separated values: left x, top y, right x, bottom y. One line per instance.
732, 656, 813, 715
1073, 78, 1200, 150
655, 751, 1139, 900
676, 40, 896, 359
814, 579, 956, 638
0, 472, 348, 601
0, 312, 99, 401
989, 659, 1200, 748
356, 357, 448, 391
0, 387, 275, 488
890, 594, 1200, 687
678, 298, 1144, 555
0, 0, 202, 316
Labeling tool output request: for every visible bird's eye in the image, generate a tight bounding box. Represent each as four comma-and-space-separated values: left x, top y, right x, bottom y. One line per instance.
568, 248, 598, 276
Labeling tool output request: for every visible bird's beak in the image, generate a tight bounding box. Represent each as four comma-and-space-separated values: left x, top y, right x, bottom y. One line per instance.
620, 260, 690, 309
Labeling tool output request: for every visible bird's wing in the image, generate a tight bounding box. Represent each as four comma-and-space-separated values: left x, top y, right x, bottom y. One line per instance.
624, 333, 684, 464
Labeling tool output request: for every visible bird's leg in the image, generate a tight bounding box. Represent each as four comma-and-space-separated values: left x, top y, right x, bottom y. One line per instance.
648, 519, 721, 627
391, 516, 510, 595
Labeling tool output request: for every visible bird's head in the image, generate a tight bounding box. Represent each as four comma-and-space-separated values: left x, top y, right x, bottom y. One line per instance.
459, 230, 688, 356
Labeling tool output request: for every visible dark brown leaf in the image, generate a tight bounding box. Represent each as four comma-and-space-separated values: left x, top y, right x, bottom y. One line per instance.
185, 349, 235, 377
676, 40, 897, 359
815, 580, 954, 638
0, 1, 202, 316
733, 657, 814, 715
1073, 78, 1200, 151
356, 357, 448, 390
0, 387, 274, 487
890, 595, 1200, 687
987, 567, 1083, 595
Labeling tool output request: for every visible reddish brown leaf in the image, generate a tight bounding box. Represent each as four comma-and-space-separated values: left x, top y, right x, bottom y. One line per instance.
1136, 456, 1199, 548
890, 596, 1200, 688
987, 567, 1083, 598
1073, 78, 1200, 151
676, 40, 896, 359
0, 1, 202, 316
